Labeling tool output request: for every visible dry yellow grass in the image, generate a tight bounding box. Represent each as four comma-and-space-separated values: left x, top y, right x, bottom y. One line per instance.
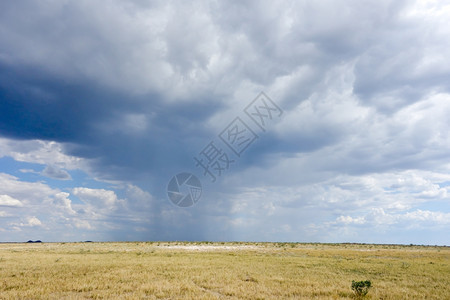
0, 242, 448, 299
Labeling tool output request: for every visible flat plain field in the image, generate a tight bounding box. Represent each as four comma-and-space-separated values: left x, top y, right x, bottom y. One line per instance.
0, 242, 448, 299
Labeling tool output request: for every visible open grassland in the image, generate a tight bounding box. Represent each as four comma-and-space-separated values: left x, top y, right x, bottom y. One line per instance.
0, 242, 448, 299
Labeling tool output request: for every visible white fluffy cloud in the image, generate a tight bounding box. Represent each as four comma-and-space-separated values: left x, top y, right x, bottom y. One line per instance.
0, 194, 23, 207
0, 172, 158, 241
0, 138, 85, 170
22, 216, 42, 227
73, 187, 118, 208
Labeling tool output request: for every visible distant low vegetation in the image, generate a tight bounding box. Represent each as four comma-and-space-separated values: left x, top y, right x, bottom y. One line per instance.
351, 280, 372, 298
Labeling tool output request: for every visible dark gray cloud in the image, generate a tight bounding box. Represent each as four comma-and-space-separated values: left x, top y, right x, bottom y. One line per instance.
42, 165, 71, 180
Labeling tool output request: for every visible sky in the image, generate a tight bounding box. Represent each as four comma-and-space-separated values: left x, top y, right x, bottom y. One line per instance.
0, 0, 449, 245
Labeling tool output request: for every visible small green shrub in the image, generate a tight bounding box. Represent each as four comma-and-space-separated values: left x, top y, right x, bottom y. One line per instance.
351, 280, 371, 297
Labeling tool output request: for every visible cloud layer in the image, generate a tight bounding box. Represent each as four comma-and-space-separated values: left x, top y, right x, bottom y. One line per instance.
1, 0, 449, 244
